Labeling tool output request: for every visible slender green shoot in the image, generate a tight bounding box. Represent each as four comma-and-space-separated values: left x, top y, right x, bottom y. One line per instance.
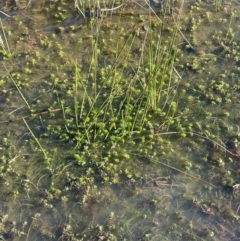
4, 64, 31, 110
213, 0, 222, 11
154, 159, 219, 189
22, 118, 48, 159
155, 131, 236, 156
74, 60, 79, 128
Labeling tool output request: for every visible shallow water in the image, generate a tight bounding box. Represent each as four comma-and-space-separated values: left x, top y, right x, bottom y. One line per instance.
1, 0, 240, 240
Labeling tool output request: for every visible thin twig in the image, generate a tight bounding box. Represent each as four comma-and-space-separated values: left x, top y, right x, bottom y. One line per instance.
156, 131, 237, 157
75, 0, 86, 18
0, 19, 10, 52
155, 160, 219, 189
0, 10, 11, 18
173, 67, 182, 79
0, 108, 62, 124
100, 2, 127, 12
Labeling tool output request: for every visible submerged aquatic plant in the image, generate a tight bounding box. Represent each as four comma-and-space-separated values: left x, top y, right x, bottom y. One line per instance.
1, 0, 240, 240
44, 6, 186, 185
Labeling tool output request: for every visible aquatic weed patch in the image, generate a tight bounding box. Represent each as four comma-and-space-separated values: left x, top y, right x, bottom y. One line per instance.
1, 0, 240, 240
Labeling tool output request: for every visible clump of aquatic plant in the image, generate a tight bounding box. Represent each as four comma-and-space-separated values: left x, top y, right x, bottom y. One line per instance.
44, 8, 184, 183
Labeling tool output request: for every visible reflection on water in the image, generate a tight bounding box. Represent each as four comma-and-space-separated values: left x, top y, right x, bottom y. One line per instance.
0, 0, 240, 240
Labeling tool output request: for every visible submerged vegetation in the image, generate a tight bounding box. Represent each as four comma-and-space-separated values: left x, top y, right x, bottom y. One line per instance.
1, 0, 240, 240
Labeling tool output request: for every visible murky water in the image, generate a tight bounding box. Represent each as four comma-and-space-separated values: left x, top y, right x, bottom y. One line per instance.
1, 0, 240, 240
